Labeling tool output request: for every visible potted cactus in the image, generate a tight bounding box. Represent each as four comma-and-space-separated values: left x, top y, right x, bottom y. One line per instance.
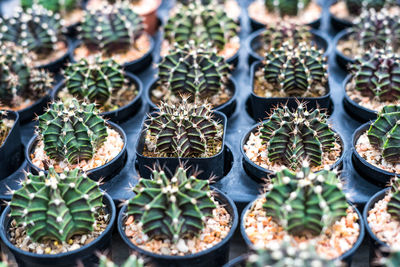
73, 1, 154, 73
241, 164, 364, 262
52, 56, 143, 123
0, 167, 116, 267
173, 0, 241, 21
26, 99, 127, 181
147, 42, 237, 118
241, 103, 344, 182
136, 98, 227, 180
98, 254, 147, 267
0, 5, 69, 73
118, 166, 238, 267
247, 0, 322, 32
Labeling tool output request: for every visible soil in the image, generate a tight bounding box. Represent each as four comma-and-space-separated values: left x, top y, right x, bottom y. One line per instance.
34, 41, 68, 67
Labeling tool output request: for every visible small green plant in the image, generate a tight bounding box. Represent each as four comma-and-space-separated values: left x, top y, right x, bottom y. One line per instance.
264, 0, 311, 17
262, 22, 312, 50
98, 254, 145, 267
0, 111, 11, 147
21, 0, 79, 13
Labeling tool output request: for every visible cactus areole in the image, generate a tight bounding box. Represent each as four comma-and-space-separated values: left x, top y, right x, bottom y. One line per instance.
264, 0, 312, 17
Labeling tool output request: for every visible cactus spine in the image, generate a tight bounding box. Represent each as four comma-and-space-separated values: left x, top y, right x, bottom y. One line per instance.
264, 0, 311, 17
387, 176, 400, 221
262, 22, 312, 51
99, 254, 145, 267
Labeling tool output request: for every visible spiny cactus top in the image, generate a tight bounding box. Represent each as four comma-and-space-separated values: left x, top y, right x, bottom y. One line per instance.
263, 164, 348, 237
158, 42, 230, 100
0, 5, 65, 55
79, 2, 144, 55
367, 105, 400, 163
349, 47, 400, 102
21, 0, 79, 13
264, 0, 312, 17
37, 99, 108, 165
164, 3, 238, 51
64, 56, 125, 106
126, 167, 216, 242
263, 42, 328, 97
99, 254, 145, 267
0, 111, 11, 147
345, 0, 395, 16
9, 167, 103, 242
260, 103, 336, 171
146, 98, 222, 158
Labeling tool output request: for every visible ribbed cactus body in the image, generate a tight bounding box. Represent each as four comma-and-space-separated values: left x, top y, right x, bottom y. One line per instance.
265, 0, 311, 16
38, 100, 108, 164
10, 168, 103, 242
262, 22, 312, 50
21, 0, 78, 13
127, 167, 216, 242
99, 254, 145, 267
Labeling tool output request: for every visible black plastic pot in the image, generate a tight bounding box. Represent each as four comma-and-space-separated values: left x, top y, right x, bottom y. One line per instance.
330, 13, 353, 33
51, 72, 143, 123
25, 121, 127, 182
246, 28, 330, 66
240, 198, 365, 265
240, 120, 345, 182
342, 74, 377, 122
249, 16, 321, 32
145, 78, 237, 118
334, 29, 355, 71
135, 111, 227, 181
0, 192, 116, 267
0, 110, 22, 179
222, 255, 247, 267
249, 61, 331, 121
117, 188, 238, 267
36, 38, 73, 74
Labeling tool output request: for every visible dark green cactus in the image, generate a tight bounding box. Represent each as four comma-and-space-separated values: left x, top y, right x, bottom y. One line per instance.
164, 3, 238, 51
367, 105, 400, 163
78, 1, 144, 55
158, 42, 230, 100
37, 99, 108, 165
0, 5, 65, 55
264, 0, 311, 17
0, 111, 11, 147
379, 250, 400, 267
263, 163, 349, 237
9, 167, 103, 242
263, 42, 328, 97
21, 0, 79, 13
146, 99, 221, 158
345, 0, 394, 16
99, 254, 145, 267
126, 166, 216, 242
260, 103, 336, 171
64, 56, 125, 106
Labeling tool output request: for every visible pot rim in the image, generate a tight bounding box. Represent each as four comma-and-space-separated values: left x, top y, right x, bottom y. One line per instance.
342, 74, 377, 116
36, 37, 74, 70
334, 29, 355, 64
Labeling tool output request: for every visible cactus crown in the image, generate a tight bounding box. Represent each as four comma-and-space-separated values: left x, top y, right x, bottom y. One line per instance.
99, 254, 145, 267
164, 3, 238, 51
367, 105, 400, 163
127, 166, 216, 243
262, 22, 312, 50
263, 42, 327, 96
146, 98, 221, 158
264, 0, 311, 17
0, 111, 11, 147
345, 0, 394, 16
21, 0, 79, 13
79, 2, 144, 55
158, 42, 230, 100
64, 56, 126, 106
10, 167, 103, 242
387, 176, 400, 222
37, 99, 108, 165
262, 164, 348, 237
0, 5, 65, 55
260, 103, 336, 171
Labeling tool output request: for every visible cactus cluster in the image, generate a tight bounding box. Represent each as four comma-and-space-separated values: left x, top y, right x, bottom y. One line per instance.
264, 0, 312, 17
158, 42, 230, 101
367, 105, 400, 163
78, 2, 144, 55
146, 98, 221, 158
164, 3, 238, 51
126, 166, 216, 243
21, 0, 79, 13
37, 99, 108, 165
0, 5, 65, 56
345, 0, 395, 16
99, 254, 145, 267
0, 111, 11, 147
9, 167, 103, 242
260, 103, 336, 171
263, 164, 349, 237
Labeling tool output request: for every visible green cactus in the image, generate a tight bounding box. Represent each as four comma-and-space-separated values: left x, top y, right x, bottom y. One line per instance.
37, 99, 108, 165
260, 103, 336, 171
0, 5, 65, 56
126, 166, 216, 243
158, 42, 230, 101
9, 167, 103, 242
387, 176, 400, 221
345, 0, 395, 16
21, 0, 79, 13
164, 3, 238, 51
379, 250, 400, 267
99, 254, 145, 267
262, 163, 349, 237
78, 1, 144, 55
0, 111, 11, 147
264, 0, 311, 17
367, 105, 400, 163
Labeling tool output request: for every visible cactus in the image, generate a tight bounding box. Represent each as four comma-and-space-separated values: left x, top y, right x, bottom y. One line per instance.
64, 56, 125, 106
9, 167, 103, 242
0, 111, 11, 147
345, 0, 394, 16
146, 98, 221, 158
158, 42, 230, 100
21, 0, 79, 13
37, 99, 108, 165
379, 250, 400, 267
164, 3, 238, 51
99, 254, 145, 267
387, 176, 400, 221
126, 166, 216, 243
367, 105, 400, 163
0, 5, 65, 56
263, 163, 349, 237
264, 0, 312, 17
79, 1, 144, 55
263, 42, 328, 97
260, 103, 336, 171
